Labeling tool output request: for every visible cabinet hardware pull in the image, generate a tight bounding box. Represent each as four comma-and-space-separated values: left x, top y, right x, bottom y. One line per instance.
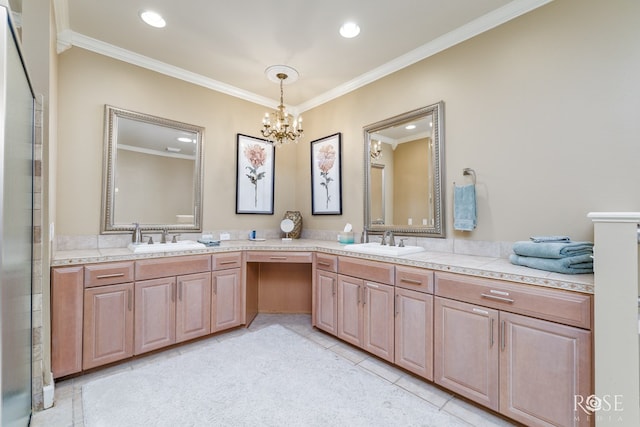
318, 261, 331, 267
214, 280, 217, 296
219, 260, 236, 265
269, 256, 288, 260
96, 273, 125, 279
357, 285, 361, 304
178, 281, 182, 301
473, 308, 489, 315
400, 278, 422, 285
127, 289, 132, 311
490, 318, 494, 347
500, 320, 506, 351
395, 294, 399, 316
172, 283, 176, 302
367, 283, 379, 289
490, 289, 510, 296
481, 293, 515, 303
363, 286, 367, 305
332, 281, 336, 296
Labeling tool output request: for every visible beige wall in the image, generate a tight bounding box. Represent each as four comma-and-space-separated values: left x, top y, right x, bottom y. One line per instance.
57, 48, 298, 236
57, 0, 640, 244
393, 138, 430, 225
299, 0, 640, 242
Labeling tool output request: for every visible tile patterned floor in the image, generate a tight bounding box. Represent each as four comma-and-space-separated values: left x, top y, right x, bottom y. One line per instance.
31, 314, 516, 426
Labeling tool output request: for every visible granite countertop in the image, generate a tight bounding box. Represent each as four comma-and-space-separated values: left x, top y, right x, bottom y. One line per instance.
51, 238, 594, 294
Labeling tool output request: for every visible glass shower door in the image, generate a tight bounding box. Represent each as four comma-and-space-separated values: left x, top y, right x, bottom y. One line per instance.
0, 4, 34, 426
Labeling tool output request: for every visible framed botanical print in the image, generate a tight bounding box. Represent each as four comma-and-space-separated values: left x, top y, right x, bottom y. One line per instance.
235, 134, 275, 214
311, 133, 342, 215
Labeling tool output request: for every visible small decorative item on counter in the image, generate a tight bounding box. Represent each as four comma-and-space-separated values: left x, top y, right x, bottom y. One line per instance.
283, 210, 302, 239
338, 223, 355, 244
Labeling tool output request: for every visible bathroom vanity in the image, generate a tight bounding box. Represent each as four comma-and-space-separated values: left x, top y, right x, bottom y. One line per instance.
51, 239, 593, 427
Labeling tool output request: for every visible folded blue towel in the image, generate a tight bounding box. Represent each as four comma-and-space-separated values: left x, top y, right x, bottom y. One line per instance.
509, 254, 593, 274
529, 236, 571, 243
512, 241, 593, 259
453, 184, 476, 231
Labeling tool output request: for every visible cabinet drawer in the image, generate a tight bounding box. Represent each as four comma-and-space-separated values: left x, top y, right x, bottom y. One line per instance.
135, 254, 212, 280
315, 253, 338, 272
434, 272, 592, 329
245, 251, 313, 263
212, 252, 242, 270
338, 256, 394, 285
395, 266, 434, 293
84, 261, 134, 287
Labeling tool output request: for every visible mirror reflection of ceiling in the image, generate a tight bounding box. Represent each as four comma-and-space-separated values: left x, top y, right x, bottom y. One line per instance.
371, 116, 432, 146
58, 0, 548, 108
117, 118, 198, 159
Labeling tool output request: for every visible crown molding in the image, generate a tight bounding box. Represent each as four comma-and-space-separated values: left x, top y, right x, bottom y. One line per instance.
55, 0, 551, 112
296, 0, 552, 112
56, 30, 277, 108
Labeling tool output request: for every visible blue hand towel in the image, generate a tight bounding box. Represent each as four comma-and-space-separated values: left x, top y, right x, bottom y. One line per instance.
512, 241, 593, 259
509, 253, 593, 274
453, 184, 476, 231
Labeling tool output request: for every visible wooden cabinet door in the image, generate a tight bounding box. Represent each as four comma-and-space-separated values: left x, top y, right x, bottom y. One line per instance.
51, 266, 84, 378
134, 277, 176, 355
395, 287, 433, 380
83, 283, 134, 370
499, 312, 592, 427
315, 269, 338, 335
434, 297, 499, 411
176, 272, 211, 343
337, 275, 363, 347
362, 281, 395, 362
212, 268, 242, 332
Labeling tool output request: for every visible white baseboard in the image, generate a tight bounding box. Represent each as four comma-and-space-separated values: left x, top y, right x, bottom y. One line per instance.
43, 383, 54, 409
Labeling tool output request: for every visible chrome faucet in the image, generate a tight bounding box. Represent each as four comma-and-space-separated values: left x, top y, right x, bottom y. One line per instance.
381, 231, 395, 246
132, 222, 142, 244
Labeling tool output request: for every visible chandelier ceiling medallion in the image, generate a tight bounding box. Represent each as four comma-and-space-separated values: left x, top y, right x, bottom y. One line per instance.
261, 65, 303, 146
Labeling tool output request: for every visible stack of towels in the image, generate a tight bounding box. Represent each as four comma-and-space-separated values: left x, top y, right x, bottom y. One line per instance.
509, 236, 593, 274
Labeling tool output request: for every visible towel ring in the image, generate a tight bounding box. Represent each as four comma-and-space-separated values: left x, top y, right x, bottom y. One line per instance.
462, 168, 476, 185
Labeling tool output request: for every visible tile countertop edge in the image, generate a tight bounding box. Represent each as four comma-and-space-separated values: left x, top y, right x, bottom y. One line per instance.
51, 239, 594, 294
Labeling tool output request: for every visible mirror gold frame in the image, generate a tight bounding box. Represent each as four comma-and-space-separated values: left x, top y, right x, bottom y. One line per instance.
363, 102, 445, 239
101, 105, 205, 234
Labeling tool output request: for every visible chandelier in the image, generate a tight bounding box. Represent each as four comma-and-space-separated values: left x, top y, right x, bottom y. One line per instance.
261, 66, 303, 145
370, 140, 382, 160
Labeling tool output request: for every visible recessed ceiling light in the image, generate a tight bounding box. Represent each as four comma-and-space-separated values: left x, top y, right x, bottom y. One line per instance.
339, 22, 360, 38
405, 124, 416, 130
140, 10, 166, 28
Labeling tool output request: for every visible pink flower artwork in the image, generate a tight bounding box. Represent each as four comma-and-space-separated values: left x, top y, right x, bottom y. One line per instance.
317, 144, 336, 209
244, 144, 267, 207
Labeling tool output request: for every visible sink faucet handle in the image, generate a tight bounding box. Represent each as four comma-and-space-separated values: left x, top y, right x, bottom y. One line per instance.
142, 235, 154, 244
398, 238, 407, 247
171, 234, 181, 243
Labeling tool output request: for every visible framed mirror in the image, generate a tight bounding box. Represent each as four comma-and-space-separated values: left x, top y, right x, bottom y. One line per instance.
363, 101, 445, 238
101, 105, 205, 234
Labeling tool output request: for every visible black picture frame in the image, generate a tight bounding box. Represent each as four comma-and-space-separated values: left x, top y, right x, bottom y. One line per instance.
311, 133, 342, 215
235, 134, 275, 214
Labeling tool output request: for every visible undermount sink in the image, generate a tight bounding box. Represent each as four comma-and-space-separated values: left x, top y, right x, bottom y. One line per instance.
344, 242, 425, 257
128, 240, 206, 254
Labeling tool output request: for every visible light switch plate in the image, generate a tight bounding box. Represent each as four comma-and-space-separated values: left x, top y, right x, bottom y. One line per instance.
219, 232, 230, 241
